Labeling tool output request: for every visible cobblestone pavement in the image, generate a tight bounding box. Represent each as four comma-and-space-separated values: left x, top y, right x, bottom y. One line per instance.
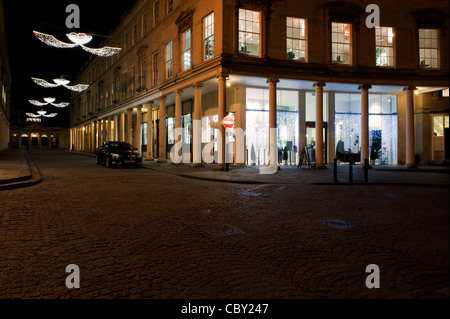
0, 150, 448, 299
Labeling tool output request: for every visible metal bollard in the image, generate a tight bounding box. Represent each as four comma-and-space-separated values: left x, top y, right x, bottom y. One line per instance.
364, 158, 369, 183
334, 158, 338, 182
349, 158, 353, 182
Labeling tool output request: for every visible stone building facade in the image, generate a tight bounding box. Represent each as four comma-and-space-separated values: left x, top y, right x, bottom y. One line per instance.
70, 0, 449, 167
0, 0, 12, 151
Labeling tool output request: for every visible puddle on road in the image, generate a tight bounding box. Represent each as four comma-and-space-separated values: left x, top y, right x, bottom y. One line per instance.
198, 224, 245, 236
321, 219, 356, 229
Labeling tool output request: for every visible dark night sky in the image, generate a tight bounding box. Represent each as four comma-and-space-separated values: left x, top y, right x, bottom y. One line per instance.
3, 1, 138, 127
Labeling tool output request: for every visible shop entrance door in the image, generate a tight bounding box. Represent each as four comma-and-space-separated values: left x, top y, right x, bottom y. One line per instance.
306, 122, 327, 164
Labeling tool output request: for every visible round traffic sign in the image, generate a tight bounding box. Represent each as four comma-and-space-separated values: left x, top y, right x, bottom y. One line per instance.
223, 116, 234, 129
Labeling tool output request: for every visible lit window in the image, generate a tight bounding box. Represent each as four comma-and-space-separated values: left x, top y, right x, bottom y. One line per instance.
182, 29, 192, 71
238, 9, 260, 57
375, 27, 395, 67
286, 17, 307, 61
331, 22, 351, 65
204, 13, 214, 60
419, 29, 439, 69
166, 41, 173, 79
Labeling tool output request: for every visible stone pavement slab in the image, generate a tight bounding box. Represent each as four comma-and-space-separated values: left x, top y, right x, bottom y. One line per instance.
0, 149, 42, 190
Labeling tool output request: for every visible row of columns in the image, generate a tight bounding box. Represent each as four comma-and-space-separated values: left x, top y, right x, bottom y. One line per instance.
71, 77, 417, 169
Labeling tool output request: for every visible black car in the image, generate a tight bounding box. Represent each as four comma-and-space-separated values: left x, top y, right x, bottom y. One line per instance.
95, 141, 143, 168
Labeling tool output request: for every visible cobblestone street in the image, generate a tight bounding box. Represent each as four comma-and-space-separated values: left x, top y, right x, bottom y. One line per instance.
0, 150, 448, 299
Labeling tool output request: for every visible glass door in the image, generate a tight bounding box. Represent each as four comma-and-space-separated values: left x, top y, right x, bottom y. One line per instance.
306, 122, 327, 164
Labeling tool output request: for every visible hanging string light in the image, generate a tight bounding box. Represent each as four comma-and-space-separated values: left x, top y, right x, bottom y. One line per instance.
33, 31, 122, 57
29, 98, 70, 108
32, 77, 89, 92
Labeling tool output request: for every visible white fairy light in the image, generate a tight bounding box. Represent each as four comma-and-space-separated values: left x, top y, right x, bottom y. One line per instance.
53, 78, 71, 86
44, 97, 56, 103
52, 102, 70, 108
29, 100, 49, 106
26, 113, 41, 118
26, 112, 58, 118
33, 31, 122, 57
66, 32, 93, 45
29, 98, 70, 107
43, 113, 58, 118
32, 77, 89, 92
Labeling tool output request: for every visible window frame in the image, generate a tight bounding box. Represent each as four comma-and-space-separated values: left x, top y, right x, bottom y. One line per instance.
203, 12, 215, 61
238, 8, 261, 57
286, 16, 308, 62
375, 26, 396, 68
166, 41, 173, 79
182, 28, 192, 71
331, 22, 352, 65
418, 28, 440, 69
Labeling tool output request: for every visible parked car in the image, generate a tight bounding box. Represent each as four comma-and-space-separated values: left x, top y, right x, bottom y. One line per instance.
95, 141, 143, 168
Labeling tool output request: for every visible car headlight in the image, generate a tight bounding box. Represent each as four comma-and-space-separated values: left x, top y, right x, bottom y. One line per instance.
111, 153, 120, 159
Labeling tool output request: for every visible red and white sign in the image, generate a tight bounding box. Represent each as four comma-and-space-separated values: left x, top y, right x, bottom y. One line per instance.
223, 116, 234, 129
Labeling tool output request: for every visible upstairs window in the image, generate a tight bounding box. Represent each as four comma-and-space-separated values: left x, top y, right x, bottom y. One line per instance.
153, 0, 160, 27
419, 28, 439, 69
204, 12, 215, 60
286, 17, 307, 61
166, 41, 173, 78
375, 27, 395, 67
238, 9, 260, 57
182, 29, 192, 70
167, 0, 173, 14
331, 22, 351, 65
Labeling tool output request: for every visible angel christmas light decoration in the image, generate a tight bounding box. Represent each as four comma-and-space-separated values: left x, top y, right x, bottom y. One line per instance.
33, 31, 122, 57
32, 77, 89, 92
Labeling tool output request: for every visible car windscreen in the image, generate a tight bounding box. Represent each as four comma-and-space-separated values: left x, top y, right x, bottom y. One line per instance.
108, 143, 136, 151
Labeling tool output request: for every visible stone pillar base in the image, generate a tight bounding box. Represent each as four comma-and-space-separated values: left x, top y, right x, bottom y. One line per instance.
157, 159, 168, 164
405, 163, 418, 169
315, 163, 327, 169
233, 163, 246, 167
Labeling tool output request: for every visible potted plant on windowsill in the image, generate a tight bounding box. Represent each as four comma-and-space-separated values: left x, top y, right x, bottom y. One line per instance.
287, 51, 296, 60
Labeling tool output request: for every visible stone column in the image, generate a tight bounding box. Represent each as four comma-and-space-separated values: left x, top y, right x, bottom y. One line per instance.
314, 82, 326, 168
136, 106, 143, 152
108, 117, 113, 141
267, 78, 279, 166
174, 90, 184, 163
91, 122, 96, 151
126, 109, 133, 145
404, 86, 417, 168
96, 120, 102, 149
114, 114, 119, 141
215, 74, 227, 171
120, 111, 126, 142
158, 96, 168, 163
191, 83, 204, 167
146, 102, 154, 160
359, 84, 372, 167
